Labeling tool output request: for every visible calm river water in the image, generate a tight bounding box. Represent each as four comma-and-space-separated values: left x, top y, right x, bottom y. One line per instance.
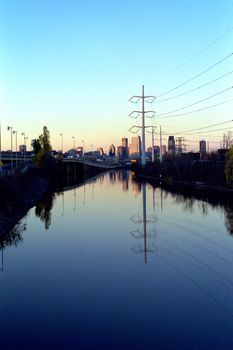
0, 171, 233, 350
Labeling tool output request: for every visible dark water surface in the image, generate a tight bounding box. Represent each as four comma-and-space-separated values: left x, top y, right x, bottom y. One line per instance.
1, 171, 233, 350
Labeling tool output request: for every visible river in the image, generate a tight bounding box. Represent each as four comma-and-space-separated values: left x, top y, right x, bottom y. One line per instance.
0, 170, 233, 350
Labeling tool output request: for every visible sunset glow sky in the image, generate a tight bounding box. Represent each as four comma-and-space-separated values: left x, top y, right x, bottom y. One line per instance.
1, 0, 233, 152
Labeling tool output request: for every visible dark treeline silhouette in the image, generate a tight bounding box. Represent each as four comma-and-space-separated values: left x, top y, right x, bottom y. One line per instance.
133, 159, 229, 187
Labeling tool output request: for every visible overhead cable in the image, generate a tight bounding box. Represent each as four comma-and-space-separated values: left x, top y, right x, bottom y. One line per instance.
145, 25, 233, 86
176, 126, 233, 135
156, 86, 233, 117
158, 98, 233, 119
162, 119, 233, 135
155, 70, 233, 103
156, 52, 233, 99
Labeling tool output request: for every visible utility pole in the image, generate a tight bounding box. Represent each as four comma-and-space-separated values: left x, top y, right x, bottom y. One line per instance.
146, 125, 156, 162
13, 130, 18, 166
129, 85, 156, 166
159, 126, 162, 163
7, 126, 13, 171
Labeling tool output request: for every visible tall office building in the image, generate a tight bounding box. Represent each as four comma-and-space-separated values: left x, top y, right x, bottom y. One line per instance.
117, 146, 123, 159
121, 137, 129, 159
161, 145, 166, 156
168, 136, 175, 158
199, 140, 207, 160
129, 136, 141, 156
109, 144, 116, 157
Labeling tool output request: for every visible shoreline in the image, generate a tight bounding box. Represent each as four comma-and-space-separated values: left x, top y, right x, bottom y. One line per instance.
133, 172, 233, 195
0, 175, 49, 238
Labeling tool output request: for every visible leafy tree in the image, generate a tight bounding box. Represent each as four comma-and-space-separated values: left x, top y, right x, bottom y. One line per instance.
32, 139, 42, 154
34, 126, 53, 170
225, 146, 233, 183
39, 126, 52, 153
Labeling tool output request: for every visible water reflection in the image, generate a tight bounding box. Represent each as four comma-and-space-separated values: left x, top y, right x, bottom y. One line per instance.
1, 170, 233, 349
130, 182, 156, 263
35, 191, 56, 230
0, 218, 27, 272
225, 204, 233, 235
139, 175, 233, 237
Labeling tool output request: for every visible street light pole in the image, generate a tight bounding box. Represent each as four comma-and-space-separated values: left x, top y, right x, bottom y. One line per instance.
7, 126, 13, 171
60, 133, 63, 154
13, 130, 18, 166
72, 136, 75, 149
82, 140, 84, 156
22, 132, 27, 164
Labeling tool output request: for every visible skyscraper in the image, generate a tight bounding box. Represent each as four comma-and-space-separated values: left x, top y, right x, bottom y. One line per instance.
168, 136, 175, 158
109, 144, 116, 157
121, 137, 129, 159
199, 140, 207, 160
129, 136, 141, 156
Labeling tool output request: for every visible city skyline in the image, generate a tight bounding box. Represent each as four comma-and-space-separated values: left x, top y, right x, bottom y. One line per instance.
1, 1, 233, 152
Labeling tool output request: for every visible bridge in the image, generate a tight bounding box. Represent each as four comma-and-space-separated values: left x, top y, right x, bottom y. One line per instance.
62, 158, 126, 170
0, 154, 128, 180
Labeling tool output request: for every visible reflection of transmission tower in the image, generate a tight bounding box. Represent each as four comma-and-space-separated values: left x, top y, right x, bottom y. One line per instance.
130, 183, 156, 263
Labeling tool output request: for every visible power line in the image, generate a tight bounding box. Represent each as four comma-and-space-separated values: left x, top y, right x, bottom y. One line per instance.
156, 86, 233, 117
158, 98, 233, 119
175, 126, 233, 135
186, 139, 221, 144
156, 52, 233, 99
145, 25, 233, 86
155, 70, 233, 103
162, 119, 233, 135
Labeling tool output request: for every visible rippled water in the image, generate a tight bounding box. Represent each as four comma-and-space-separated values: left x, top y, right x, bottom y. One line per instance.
0, 171, 233, 349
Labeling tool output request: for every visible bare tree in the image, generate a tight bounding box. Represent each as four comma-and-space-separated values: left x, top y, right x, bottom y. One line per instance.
221, 131, 233, 149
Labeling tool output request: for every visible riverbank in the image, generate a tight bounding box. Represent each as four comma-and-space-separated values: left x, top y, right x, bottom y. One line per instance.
134, 171, 233, 195
131, 160, 233, 196
0, 164, 107, 238
0, 170, 50, 237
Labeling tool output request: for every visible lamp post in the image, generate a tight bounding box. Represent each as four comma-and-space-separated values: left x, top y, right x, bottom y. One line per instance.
60, 133, 63, 154
82, 140, 85, 156
22, 132, 27, 164
72, 136, 75, 149
13, 130, 18, 166
7, 126, 13, 171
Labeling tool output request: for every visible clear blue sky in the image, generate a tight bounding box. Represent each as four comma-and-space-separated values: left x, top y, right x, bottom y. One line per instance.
1, 0, 233, 152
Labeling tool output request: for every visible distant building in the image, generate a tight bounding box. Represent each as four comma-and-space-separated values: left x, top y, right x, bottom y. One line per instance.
161, 145, 166, 157
129, 136, 141, 156
199, 140, 207, 160
176, 137, 185, 157
147, 146, 160, 160
121, 137, 129, 159
19, 144, 26, 154
117, 146, 123, 159
109, 144, 116, 157
168, 136, 175, 158
97, 148, 104, 156
77, 147, 83, 156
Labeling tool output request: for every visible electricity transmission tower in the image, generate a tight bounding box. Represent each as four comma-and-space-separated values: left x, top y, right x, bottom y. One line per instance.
129, 85, 156, 166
